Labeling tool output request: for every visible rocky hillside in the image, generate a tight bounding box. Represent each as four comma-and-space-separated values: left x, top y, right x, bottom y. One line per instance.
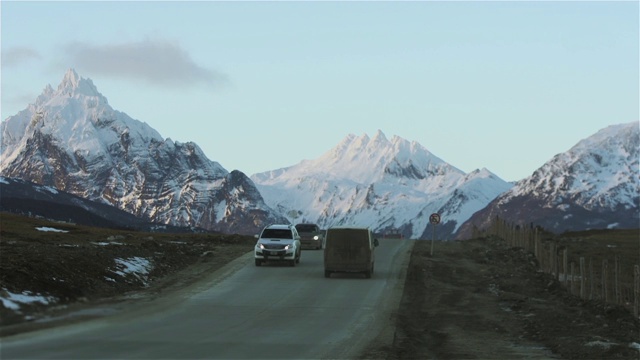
456, 122, 639, 238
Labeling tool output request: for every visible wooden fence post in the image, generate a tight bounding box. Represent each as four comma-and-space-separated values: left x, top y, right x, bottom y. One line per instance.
589, 258, 594, 300
531, 227, 537, 253
551, 244, 556, 279
634, 265, 639, 319
510, 224, 515, 246
570, 262, 576, 295
550, 243, 556, 276
602, 260, 609, 303
563, 249, 568, 284
580, 257, 586, 299
614, 255, 620, 305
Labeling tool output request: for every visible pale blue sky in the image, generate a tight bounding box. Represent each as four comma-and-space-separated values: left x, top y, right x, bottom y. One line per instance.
2, 1, 638, 182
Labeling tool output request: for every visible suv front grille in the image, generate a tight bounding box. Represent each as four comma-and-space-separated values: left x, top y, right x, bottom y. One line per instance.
263, 244, 286, 250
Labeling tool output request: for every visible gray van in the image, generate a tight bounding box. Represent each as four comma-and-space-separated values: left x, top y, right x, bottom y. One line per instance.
323, 227, 379, 278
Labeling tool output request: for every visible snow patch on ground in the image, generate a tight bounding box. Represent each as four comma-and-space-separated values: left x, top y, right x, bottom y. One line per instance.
585, 340, 616, 349
111, 257, 152, 286
35, 227, 68, 233
0, 288, 57, 311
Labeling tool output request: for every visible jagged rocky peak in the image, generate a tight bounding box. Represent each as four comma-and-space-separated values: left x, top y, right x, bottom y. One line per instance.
369, 129, 389, 145
55, 68, 102, 98
465, 168, 496, 180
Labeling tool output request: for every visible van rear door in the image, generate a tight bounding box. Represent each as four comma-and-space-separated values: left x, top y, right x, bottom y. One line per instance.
324, 228, 371, 272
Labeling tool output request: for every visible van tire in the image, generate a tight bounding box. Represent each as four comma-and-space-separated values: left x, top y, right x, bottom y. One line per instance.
364, 263, 374, 278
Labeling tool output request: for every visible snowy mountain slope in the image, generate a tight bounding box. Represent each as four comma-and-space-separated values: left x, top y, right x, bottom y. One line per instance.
0, 176, 206, 232
252, 131, 513, 239
456, 121, 639, 238
1, 69, 284, 235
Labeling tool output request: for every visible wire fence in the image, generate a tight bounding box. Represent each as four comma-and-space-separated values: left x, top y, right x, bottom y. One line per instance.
472, 217, 640, 319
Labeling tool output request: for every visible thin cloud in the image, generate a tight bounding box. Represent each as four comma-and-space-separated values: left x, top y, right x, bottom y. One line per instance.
62, 39, 228, 88
2, 47, 42, 67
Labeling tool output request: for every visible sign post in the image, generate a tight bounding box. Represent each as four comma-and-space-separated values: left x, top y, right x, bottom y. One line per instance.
429, 213, 440, 256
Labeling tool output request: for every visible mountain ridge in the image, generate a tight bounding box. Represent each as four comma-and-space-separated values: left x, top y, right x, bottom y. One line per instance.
2, 69, 636, 238
251, 130, 513, 240
455, 121, 639, 238
1, 69, 285, 235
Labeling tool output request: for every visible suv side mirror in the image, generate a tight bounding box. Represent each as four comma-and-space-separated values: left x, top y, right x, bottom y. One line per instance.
254, 234, 260, 239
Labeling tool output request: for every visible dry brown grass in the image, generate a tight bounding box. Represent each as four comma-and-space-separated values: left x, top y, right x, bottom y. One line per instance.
0, 212, 255, 246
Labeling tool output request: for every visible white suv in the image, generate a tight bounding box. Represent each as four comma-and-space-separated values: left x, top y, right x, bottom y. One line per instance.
254, 224, 301, 266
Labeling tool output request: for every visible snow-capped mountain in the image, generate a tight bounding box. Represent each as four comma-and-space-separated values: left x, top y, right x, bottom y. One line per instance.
251, 131, 513, 240
1, 69, 285, 235
456, 122, 639, 238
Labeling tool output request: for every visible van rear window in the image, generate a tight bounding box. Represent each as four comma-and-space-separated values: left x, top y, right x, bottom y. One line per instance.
327, 229, 369, 243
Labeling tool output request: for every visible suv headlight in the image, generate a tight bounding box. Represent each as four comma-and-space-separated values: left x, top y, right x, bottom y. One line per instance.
285, 244, 295, 250
256, 243, 265, 249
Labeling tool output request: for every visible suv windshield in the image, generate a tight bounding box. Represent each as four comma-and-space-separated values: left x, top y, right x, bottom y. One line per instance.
261, 228, 293, 239
295, 224, 317, 233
